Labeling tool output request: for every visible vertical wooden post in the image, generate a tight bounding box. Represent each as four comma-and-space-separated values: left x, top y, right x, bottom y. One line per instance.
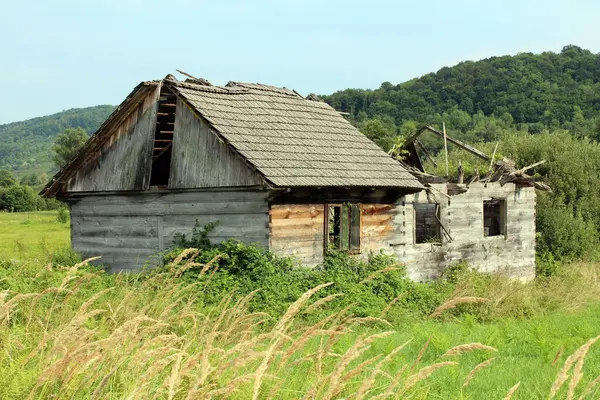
443, 122, 449, 176
457, 160, 464, 184
488, 142, 499, 172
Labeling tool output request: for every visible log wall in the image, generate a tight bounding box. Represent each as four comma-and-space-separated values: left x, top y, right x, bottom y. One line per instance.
268, 183, 536, 281
70, 189, 269, 272
269, 204, 325, 265
66, 87, 160, 192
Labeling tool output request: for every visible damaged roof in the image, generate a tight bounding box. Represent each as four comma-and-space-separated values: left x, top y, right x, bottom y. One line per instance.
164, 78, 423, 189
42, 75, 424, 196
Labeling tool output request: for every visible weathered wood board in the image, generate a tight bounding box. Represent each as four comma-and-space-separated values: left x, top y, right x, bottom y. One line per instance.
67, 87, 159, 192
70, 189, 269, 272
169, 99, 264, 188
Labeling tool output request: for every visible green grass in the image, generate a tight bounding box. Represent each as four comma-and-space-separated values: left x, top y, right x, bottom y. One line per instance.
0, 211, 70, 262
1, 212, 600, 398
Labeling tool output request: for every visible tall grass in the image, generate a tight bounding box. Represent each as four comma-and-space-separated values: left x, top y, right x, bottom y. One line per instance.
0, 252, 600, 398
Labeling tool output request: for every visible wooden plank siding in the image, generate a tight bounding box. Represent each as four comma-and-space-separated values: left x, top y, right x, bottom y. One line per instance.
269, 203, 399, 266
269, 204, 325, 266
169, 98, 265, 189
70, 189, 269, 272
66, 86, 160, 192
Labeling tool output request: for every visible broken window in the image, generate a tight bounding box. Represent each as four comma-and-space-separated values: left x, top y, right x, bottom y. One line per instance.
325, 203, 361, 253
414, 203, 442, 244
150, 88, 176, 186
483, 199, 506, 237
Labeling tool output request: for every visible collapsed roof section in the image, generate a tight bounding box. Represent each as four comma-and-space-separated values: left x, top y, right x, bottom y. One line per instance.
41, 73, 425, 197
396, 125, 551, 192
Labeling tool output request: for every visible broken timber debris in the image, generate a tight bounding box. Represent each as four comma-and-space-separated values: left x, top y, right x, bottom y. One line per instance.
398, 125, 551, 192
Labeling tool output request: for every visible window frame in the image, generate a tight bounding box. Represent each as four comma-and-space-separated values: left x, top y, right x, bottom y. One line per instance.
324, 203, 361, 254
413, 202, 443, 244
483, 198, 507, 238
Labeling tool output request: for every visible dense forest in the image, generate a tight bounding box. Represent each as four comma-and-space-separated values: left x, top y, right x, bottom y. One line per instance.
0, 105, 115, 175
323, 45, 600, 150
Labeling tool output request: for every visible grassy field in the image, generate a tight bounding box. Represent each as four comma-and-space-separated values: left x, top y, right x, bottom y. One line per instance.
0, 211, 70, 262
1, 212, 600, 399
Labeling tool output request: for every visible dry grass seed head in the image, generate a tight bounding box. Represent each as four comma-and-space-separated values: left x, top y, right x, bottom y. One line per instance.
443, 343, 498, 357
355, 339, 413, 399
567, 335, 600, 400
402, 361, 458, 392
550, 335, 600, 399
463, 357, 496, 388
430, 297, 490, 318
252, 283, 333, 400
304, 293, 345, 314
505, 382, 521, 400
577, 374, 600, 400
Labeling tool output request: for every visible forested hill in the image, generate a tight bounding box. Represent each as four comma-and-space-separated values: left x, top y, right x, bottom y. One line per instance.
0, 105, 115, 175
2, 45, 600, 177
322, 45, 600, 147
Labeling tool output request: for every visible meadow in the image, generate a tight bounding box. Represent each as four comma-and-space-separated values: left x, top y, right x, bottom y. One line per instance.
1, 211, 600, 399
0, 211, 70, 262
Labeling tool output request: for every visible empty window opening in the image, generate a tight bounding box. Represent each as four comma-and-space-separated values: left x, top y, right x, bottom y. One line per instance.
150, 87, 177, 186
415, 203, 442, 244
325, 203, 361, 253
483, 199, 507, 237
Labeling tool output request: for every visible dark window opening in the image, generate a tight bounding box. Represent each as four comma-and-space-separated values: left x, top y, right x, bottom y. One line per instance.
325, 203, 361, 253
415, 203, 442, 244
483, 199, 506, 237
150, 88, 177, 186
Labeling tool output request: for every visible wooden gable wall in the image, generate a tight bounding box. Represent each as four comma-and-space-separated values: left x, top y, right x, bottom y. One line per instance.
66, 86, 160, 192
168, 98, 265, 189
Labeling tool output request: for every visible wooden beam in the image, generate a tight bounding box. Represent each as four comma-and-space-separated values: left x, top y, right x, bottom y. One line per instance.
442, 122, 449, 176
515, 160, 546, 175
414, 139, 437, 167
152, 142, 173, 162
403, 125, 491, 161
488, 142, 499, 172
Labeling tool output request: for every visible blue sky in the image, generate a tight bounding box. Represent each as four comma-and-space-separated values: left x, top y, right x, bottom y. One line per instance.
1, 0, 599, 124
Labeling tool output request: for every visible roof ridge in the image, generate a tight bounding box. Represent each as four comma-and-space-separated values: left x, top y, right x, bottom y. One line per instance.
226, 81, 303, 97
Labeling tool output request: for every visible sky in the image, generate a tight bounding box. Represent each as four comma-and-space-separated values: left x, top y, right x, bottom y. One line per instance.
1, 0, 599, 124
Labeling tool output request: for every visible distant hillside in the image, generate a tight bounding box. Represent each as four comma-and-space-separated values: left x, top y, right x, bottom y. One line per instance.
323, 45, 600, 132
0, 105, 115, 175
2, 45, 600, 177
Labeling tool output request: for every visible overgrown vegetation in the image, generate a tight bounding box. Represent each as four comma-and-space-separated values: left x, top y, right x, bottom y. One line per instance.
0, 169, 62, 212
0, 246, 600, 399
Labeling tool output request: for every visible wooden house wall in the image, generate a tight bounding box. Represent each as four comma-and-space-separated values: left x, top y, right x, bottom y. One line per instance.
66, 87, 159, 192
391, 183, 536, 281
268, 202, 400, 266
169, 99, 265, 189
269, 204, 325, 265
70, 189, 269, 272
268, 183, 535, 282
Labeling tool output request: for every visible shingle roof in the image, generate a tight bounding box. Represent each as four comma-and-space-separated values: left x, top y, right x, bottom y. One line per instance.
166, 79, 423, 190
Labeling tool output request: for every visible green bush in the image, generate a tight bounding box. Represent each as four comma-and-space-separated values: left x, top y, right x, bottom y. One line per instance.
56, 207, 69, 224
0, 185, 38, 212
167, 241, 450, 323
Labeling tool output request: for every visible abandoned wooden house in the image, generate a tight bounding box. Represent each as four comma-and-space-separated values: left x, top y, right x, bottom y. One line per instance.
41, 74, 547, 281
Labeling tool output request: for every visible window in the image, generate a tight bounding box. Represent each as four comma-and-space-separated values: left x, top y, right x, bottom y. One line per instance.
414, 203, 442, 244
483, 199, 506, 237
325, 203, 361, 253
